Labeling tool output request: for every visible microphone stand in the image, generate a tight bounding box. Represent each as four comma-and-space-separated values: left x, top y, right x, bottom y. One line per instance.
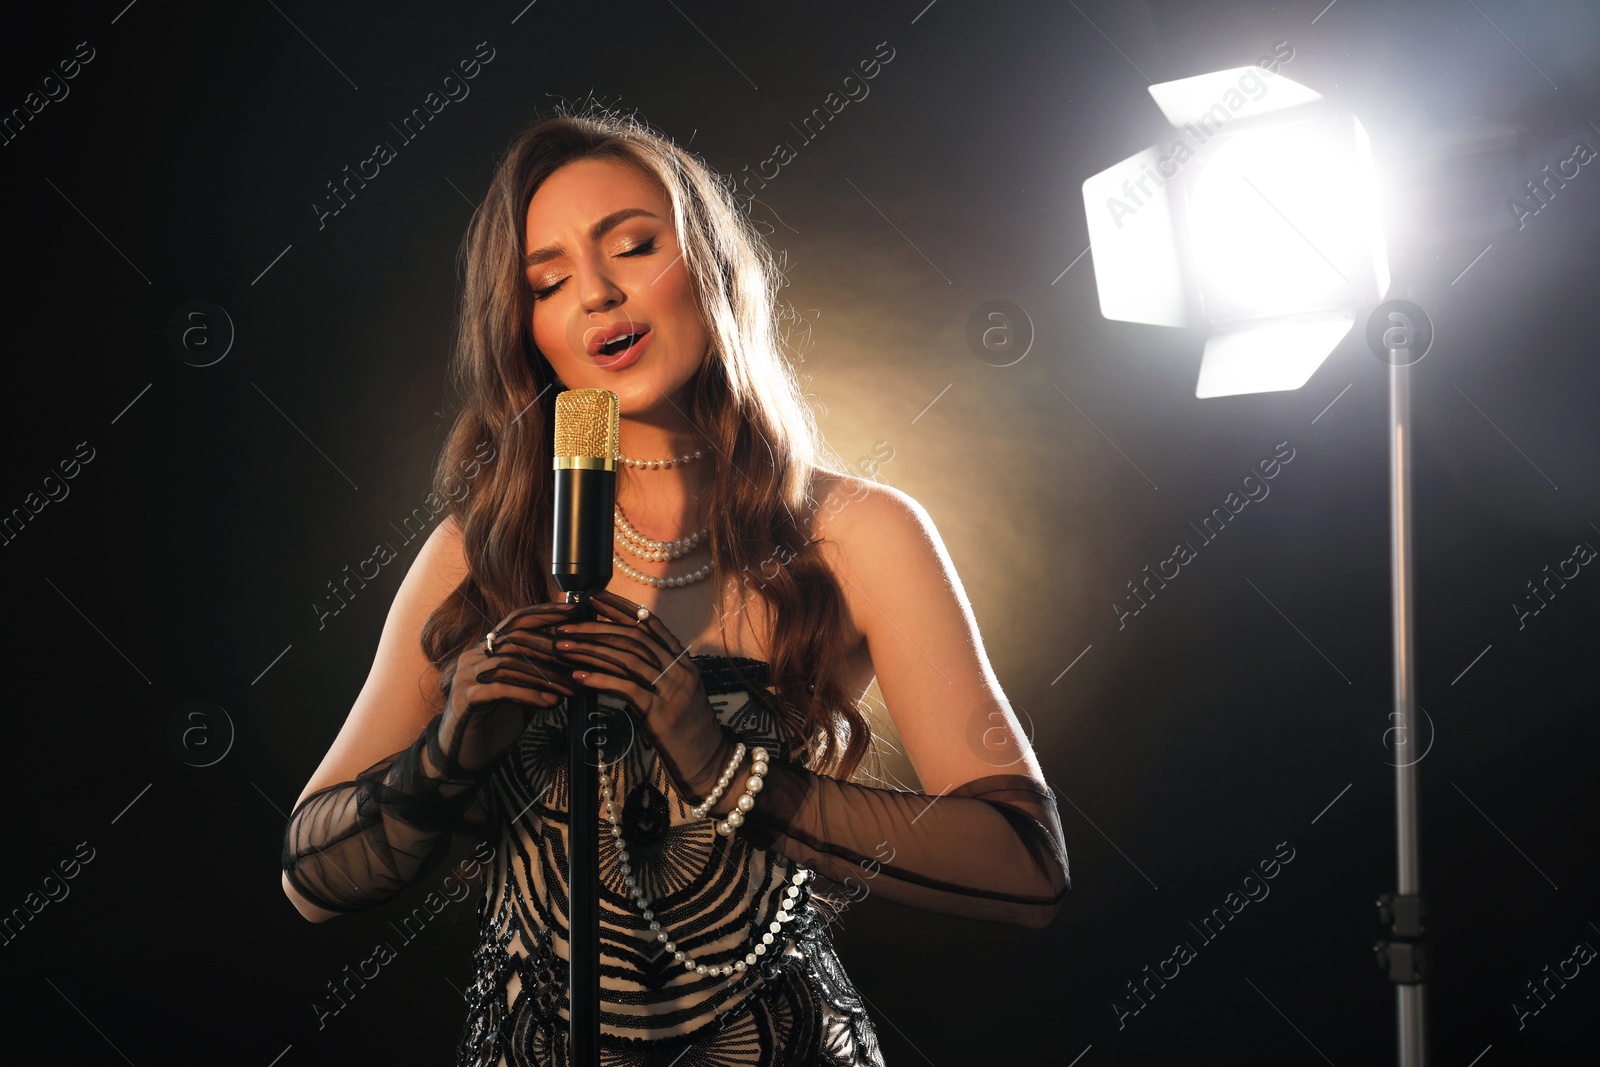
563, 588, 602, 1066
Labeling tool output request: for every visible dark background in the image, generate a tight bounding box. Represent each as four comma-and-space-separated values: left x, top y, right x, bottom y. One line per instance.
3, 1, 1597, 1063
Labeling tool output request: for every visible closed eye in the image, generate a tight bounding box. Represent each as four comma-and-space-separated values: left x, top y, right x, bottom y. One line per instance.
529, 239, 660, 301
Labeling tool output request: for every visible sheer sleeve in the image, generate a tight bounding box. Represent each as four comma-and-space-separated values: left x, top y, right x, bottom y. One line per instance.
689, 729, 1070, 929
282, 713, 487, 914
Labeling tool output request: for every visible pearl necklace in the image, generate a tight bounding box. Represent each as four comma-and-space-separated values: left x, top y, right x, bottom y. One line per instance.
612, 502, 713, 589
597, 746, 810, 979
612, 554, 713, 589
614, 505, 708, 562
619, 448, 705, 470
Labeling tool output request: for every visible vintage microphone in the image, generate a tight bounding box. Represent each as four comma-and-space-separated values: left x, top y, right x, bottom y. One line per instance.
550, 387, 620, 1064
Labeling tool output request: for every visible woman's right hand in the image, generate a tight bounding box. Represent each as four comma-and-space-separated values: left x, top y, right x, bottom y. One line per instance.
435, 601, 581, 773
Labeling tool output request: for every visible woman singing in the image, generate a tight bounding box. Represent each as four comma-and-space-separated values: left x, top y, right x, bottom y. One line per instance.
281, 108, 1069, 1066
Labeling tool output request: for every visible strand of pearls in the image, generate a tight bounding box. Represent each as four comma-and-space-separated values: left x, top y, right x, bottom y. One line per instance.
619, 448, 705, 470
714, 747, 768, 837
612, 554, 713, 589
614, 505, 708, 562
688, 741, 747, 819
597, 745, 809, 979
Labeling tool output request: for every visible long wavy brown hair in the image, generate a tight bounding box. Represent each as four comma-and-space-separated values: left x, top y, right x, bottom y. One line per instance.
420, 107, 873, 781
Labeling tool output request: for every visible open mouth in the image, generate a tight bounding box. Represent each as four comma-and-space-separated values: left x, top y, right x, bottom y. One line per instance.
596, 331, 645, 358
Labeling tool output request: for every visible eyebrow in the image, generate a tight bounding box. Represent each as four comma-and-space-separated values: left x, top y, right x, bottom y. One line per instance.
523, 208, 663, 267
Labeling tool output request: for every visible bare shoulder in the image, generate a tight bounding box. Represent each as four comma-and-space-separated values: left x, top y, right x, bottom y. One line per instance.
382, 514, 468, 647
804, 468, 945, 652
416, 513, 469, 594
805, 470, 1040, 787
807, 467, 932, 552
392, 513, 470, 688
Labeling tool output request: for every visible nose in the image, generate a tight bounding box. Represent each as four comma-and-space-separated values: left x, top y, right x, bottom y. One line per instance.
577, 252, 626, 315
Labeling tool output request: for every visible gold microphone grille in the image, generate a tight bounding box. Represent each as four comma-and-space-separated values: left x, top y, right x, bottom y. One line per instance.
553, 388, 619, 461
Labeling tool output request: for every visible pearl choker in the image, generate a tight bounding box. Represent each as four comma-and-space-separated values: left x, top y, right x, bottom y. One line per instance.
619, 448, 705, 469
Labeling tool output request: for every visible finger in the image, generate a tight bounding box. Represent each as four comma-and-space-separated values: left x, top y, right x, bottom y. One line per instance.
494, 601, 579, 633
551, 625, 665, 669
591, 590, 685, 657
479, 642, 574, 686
587, 589, 643, 618
568, 668, 654, 712
475, 670, 576, 700
552, 627, 670, 672
497, 613, 587, 642
468, 682, 568, 710
476, 653, 578, 694
551, 639, 660, 693
490, 629, 567, 663
490, 626, 581, 659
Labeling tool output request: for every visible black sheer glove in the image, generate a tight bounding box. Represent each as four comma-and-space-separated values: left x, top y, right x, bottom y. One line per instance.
282, 602, 578, 914
282, 715, 484, 913
699, 741, 1070, 929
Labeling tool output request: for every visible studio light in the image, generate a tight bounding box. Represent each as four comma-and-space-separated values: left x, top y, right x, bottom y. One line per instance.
1081, 65, 1431, 1067
1082, 68, 1390, 397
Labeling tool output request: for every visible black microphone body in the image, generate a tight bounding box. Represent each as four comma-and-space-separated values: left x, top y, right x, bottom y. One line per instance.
551, 463, 615, 594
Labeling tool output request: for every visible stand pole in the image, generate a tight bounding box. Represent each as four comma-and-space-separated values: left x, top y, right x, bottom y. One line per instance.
566, 590, 601, 1065
1385, 359, 1427, 1065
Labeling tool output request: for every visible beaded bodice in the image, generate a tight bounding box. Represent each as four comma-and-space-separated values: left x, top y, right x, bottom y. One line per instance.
453, 654, 885, 1067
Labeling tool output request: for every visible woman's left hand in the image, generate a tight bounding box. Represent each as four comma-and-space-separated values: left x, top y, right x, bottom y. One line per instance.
549, 588, 728, 795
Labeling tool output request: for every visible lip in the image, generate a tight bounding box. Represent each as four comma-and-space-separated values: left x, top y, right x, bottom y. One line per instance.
592, 330, 650, 371
585, 320, 651, 358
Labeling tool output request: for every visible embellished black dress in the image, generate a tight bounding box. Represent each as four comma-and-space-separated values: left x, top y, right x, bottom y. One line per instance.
455, 654, 883, 1066
285, 654, 1070, 1066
